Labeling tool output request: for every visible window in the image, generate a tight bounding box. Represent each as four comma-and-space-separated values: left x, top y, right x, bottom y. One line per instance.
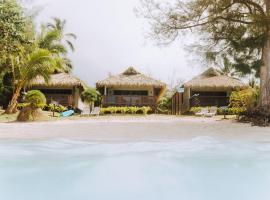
113, 90, 148, 96
40, 89, 72, 95
191, 91, 227, 97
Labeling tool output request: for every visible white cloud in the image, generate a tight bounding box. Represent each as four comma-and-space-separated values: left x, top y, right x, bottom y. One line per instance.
33, 0, 201, 87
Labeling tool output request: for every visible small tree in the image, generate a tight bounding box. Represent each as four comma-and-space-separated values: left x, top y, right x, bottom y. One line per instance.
17, 90, 46, 121
81, 88, 99, 113
24, 90, 46, 109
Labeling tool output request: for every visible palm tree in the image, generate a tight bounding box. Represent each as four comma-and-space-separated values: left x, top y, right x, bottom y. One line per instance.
81, 88, 99, 113
5, 48, 57, 114
47, 18, 77, 52
37, 26, 71, 72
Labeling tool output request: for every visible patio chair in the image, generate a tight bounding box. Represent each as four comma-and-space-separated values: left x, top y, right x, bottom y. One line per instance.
195, 108, 209, 117
90, 107, 100, 116
205, 106, 218, 117
81, 106, 91, 116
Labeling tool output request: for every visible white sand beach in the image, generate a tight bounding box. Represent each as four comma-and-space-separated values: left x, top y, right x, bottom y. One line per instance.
0, 115, 270, 142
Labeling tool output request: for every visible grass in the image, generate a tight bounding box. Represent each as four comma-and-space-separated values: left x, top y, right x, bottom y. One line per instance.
0, 110, 18, 123
0, 110, 62, 123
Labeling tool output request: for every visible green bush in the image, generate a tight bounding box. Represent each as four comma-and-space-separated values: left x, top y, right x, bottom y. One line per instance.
24, 90, 46, 109
190, 107, 202, 115
190, 106, 246, 116
18, 103, 67, 113
229, 89, 259, 110
141, 106, 152, 115
157, 97, 171, 114
100, 106, 152, 115
45, 104, 68, 113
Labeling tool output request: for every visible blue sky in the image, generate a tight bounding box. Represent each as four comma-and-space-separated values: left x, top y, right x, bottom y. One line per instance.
31, 0, 201, 87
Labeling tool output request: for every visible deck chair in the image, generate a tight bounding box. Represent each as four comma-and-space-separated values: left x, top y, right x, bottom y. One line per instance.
195, 107, 209, 117
205, 106, 218, 117
81, 106, 91, 116
90, 107, 100, 116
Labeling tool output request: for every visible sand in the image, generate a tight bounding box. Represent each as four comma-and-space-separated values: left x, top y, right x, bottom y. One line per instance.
0, 115, 270, 142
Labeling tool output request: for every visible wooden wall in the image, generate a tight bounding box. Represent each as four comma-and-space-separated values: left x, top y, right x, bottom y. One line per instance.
171, 92, 184, 115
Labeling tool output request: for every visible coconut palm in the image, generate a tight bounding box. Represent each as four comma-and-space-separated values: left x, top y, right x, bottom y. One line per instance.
47, 18, 77, 52
37, 25, 71, 72
5, 48, 57, 114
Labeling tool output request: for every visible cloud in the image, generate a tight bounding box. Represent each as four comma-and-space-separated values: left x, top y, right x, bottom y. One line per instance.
33, 0, 200, 87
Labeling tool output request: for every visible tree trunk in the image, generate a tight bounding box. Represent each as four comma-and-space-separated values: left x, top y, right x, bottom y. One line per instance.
260, 1, 270, 110
5, 84, 23, 114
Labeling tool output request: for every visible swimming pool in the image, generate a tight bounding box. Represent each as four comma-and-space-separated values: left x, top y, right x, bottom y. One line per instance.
0, 137, 270, 200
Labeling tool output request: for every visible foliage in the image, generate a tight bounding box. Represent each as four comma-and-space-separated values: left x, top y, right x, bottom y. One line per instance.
229, 89, 259, 111
18, 103, 67, 113
138, 0, 270, 109
0, 0, 33, 60
138, 0, 266, 75
0, 0, 76, 113
100, 106, 152, 115
0, 73, 13, 108
45, 104, 67, 113
24, 90, 46, 108
81, 88, 100, 105
47, 18, 77, 53
190, 106, 246, 116
157, 96, 171, 114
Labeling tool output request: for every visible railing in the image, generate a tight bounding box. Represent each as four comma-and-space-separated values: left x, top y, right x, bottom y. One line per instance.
45, 94, 73, 107
190, 96, 229, 107
102, 95, 157, 107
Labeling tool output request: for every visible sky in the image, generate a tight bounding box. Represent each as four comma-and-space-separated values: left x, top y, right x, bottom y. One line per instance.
31, 0, 202, 88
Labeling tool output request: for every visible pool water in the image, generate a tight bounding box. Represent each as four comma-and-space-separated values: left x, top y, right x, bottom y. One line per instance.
1, 137, 270, 200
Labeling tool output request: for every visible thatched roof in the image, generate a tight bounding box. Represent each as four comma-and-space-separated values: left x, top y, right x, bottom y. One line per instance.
31, 73, 84, 87
96, 67, 166, 88
184, 67, 248, 90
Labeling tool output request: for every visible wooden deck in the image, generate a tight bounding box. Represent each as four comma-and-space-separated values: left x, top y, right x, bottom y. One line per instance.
190, 96, 229, 107
102, 95, 157, 107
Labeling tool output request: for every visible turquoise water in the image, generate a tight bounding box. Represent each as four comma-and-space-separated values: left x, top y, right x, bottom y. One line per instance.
1, 137, 270, 200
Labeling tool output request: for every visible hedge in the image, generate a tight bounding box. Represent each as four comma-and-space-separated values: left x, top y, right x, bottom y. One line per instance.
100, 106, 152, 115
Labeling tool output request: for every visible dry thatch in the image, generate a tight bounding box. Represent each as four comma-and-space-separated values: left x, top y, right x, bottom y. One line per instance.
184, 67, 249, 90
96, 67, 166, 88
31, 73, 84, 87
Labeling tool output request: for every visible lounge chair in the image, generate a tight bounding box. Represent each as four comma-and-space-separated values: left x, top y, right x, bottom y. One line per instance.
81, 106, 91, 116
90, 107, 100, 116
195, 108, 209, 117
205, 106, 218, 117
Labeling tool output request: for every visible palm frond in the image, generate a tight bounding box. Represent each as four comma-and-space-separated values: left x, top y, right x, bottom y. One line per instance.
65, 33, 77, 40
65, 40, 75, 52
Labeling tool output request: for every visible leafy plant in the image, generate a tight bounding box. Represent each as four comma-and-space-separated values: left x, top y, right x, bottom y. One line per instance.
157, 97, 171, 114
100, 106, 152, 115
229, 89, 259, 111
24, 90, 46, 109
81, 88, 100, 112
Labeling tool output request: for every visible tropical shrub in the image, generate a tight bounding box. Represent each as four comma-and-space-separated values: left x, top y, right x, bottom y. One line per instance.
129, 106, 140, 114
157, 97, 171, 114
190, 106, 246, 116
141, 106, 152, 115
229, 89, 259, 111
45, 104, 68, 113
100, 106, 152, 115
81, 88, 100, 112
24, 90, 46, 109
18, 103, 67, 113
17, 90, 46, 122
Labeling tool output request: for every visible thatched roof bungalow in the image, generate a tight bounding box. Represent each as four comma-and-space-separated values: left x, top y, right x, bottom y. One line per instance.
96, 67, 166, 108
171, 67, 249, 114
30, 73, 85, 108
